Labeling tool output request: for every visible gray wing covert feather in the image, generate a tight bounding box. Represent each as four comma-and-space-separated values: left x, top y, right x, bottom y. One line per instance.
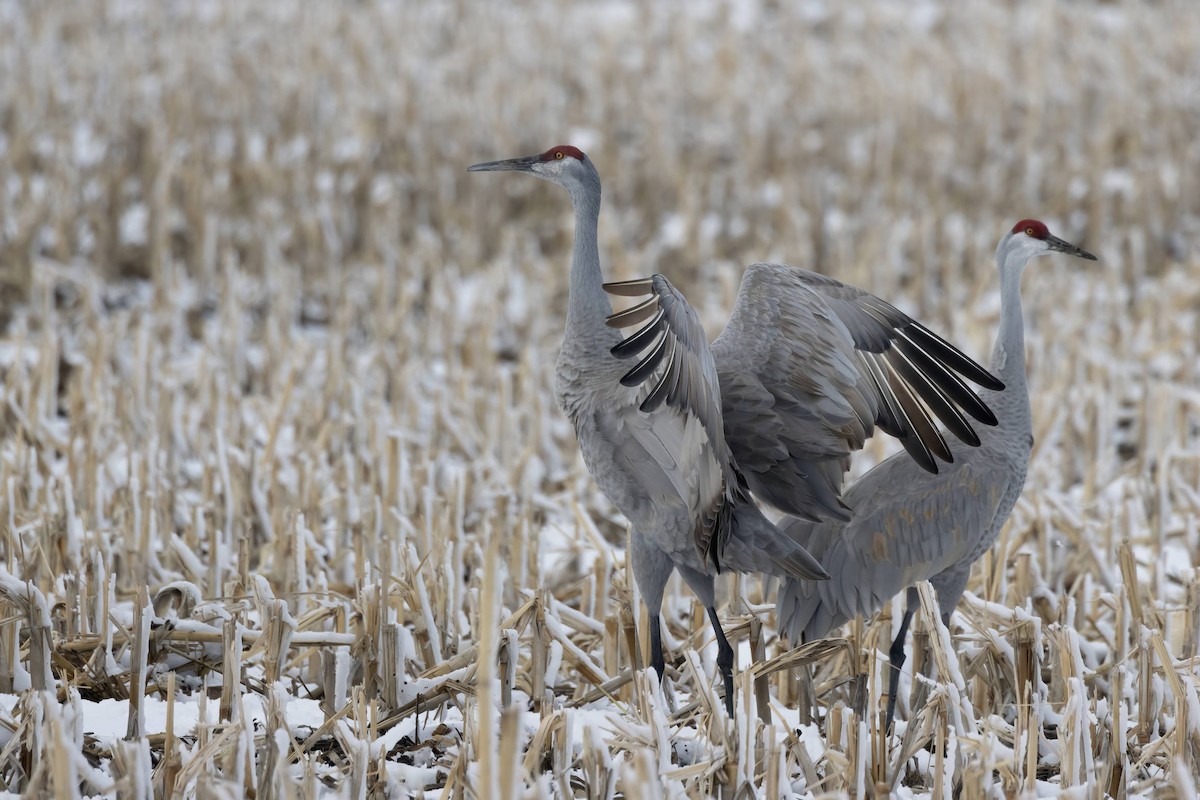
781, 269, 899, 352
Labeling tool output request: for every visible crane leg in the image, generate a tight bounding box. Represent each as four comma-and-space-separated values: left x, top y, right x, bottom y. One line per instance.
706, 606, 736, 716
674, 564, 735, 715
885, 608, 914, 733
630, 534, 674, 691
648, 614, 665, 678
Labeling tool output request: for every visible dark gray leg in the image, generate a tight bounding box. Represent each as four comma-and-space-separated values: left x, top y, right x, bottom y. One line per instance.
885, 608, 914, 733
675, 564, 735, 716
706, 606, 736, 716
630, 534, 674, 685
648, 614, 665, 679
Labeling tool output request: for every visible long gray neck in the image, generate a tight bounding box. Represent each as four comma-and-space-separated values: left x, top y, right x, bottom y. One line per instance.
986, 244, 1032, 435
563, 171, 614, 337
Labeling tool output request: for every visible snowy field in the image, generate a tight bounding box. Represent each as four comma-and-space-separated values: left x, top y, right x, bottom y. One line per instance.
0, 0, 1198, 796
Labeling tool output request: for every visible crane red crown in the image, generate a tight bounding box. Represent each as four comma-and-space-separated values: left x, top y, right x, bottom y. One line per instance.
1012, 219, 1049, 239
541, 145, 586, 161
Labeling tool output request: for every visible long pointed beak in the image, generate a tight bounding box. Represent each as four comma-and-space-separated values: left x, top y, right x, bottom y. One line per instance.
1047, 234, 1097, 261
467, 154, 540, 173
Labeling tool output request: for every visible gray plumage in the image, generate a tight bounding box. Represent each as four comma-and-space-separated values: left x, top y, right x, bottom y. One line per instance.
469, 145, 1003, 714
776, 219, 1097, 728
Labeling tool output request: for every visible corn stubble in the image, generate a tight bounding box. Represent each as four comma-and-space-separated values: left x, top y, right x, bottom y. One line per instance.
0, 0, 1197, 796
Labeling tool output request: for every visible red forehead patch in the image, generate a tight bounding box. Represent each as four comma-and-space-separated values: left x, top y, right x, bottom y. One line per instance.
540, 145, 586, 162
1012, 219, 1049, 239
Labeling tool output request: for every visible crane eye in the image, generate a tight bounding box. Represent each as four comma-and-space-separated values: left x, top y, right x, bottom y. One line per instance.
555, 151, 564, 160
1024, 227, 1035, 236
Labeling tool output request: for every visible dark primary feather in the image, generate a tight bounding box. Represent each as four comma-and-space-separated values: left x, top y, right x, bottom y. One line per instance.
602, 276, 656, 297
888, 365, 948, 470
609, 310, 665, 359
606, 295, 661, 329
893, 336, 996, 426
887, 345, 981, 446
617, 331, 672, 388
903, 323, 1005, 392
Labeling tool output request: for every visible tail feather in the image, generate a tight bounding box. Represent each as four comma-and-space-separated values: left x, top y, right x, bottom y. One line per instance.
777, 577, 848, 644
775, 515, 852, 643
777, 511, 910, 643
720, 501, 829, 581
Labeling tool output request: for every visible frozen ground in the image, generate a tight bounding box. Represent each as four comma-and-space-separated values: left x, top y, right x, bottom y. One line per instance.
0, 0, 1197, 796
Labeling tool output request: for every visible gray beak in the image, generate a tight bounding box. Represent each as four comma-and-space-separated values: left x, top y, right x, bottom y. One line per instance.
467, 154, 540, 173
1047, 234, 1097, 261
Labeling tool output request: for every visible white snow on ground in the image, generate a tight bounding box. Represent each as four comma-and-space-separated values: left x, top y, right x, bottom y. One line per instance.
0, 693, 327, 744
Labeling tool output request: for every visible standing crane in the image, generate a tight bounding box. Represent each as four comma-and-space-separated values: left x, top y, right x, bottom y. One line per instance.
468, 145, 1004, 714
777, 219, 1097, 730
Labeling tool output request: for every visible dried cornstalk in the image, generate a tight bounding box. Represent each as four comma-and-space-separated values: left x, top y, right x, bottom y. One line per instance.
161, 672, 181, 799
474, 532, 502, 799
0, 568, 52, 690
220, 617, 242, 724
126, 587, 151, 740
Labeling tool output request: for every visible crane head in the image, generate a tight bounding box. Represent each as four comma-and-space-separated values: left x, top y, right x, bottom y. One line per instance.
467, 145, 590, 183
1007, 218, 1097, 262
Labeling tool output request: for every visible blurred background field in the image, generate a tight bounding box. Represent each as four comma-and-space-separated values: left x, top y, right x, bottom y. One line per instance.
0, 0, 1198, 796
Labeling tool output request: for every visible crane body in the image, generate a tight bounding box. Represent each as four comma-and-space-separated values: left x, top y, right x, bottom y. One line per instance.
777, 220, 1097, 728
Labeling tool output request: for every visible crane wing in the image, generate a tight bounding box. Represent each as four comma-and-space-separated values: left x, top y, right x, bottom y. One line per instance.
602, 275, 739, 571
710, 262, 1002, 523
776, 454, 1006, 642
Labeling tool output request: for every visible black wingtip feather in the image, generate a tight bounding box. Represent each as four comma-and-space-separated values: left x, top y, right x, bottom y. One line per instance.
889, 341, 991, 442
619, 331, 669, 387
855, 352, 907, 439
888, 351, 982, 446
638, 338, 680, 413
886, 363, 952, 466
894, 335, 1000, 426
906, 323, 1005, 391
610, 311, 666, 359
901, 433, 940, 474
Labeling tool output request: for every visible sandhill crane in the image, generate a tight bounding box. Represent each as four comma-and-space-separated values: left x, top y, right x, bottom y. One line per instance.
468, 144, 1004, 714
777, 219, 1097, 730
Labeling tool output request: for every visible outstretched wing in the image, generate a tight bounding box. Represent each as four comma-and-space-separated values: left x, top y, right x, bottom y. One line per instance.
711, 263, 1002, 523
784, 268, 1002, 440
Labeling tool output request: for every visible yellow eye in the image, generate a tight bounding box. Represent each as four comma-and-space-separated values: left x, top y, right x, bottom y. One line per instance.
1025, 227, 1035, 236
555, 151, 564, 159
